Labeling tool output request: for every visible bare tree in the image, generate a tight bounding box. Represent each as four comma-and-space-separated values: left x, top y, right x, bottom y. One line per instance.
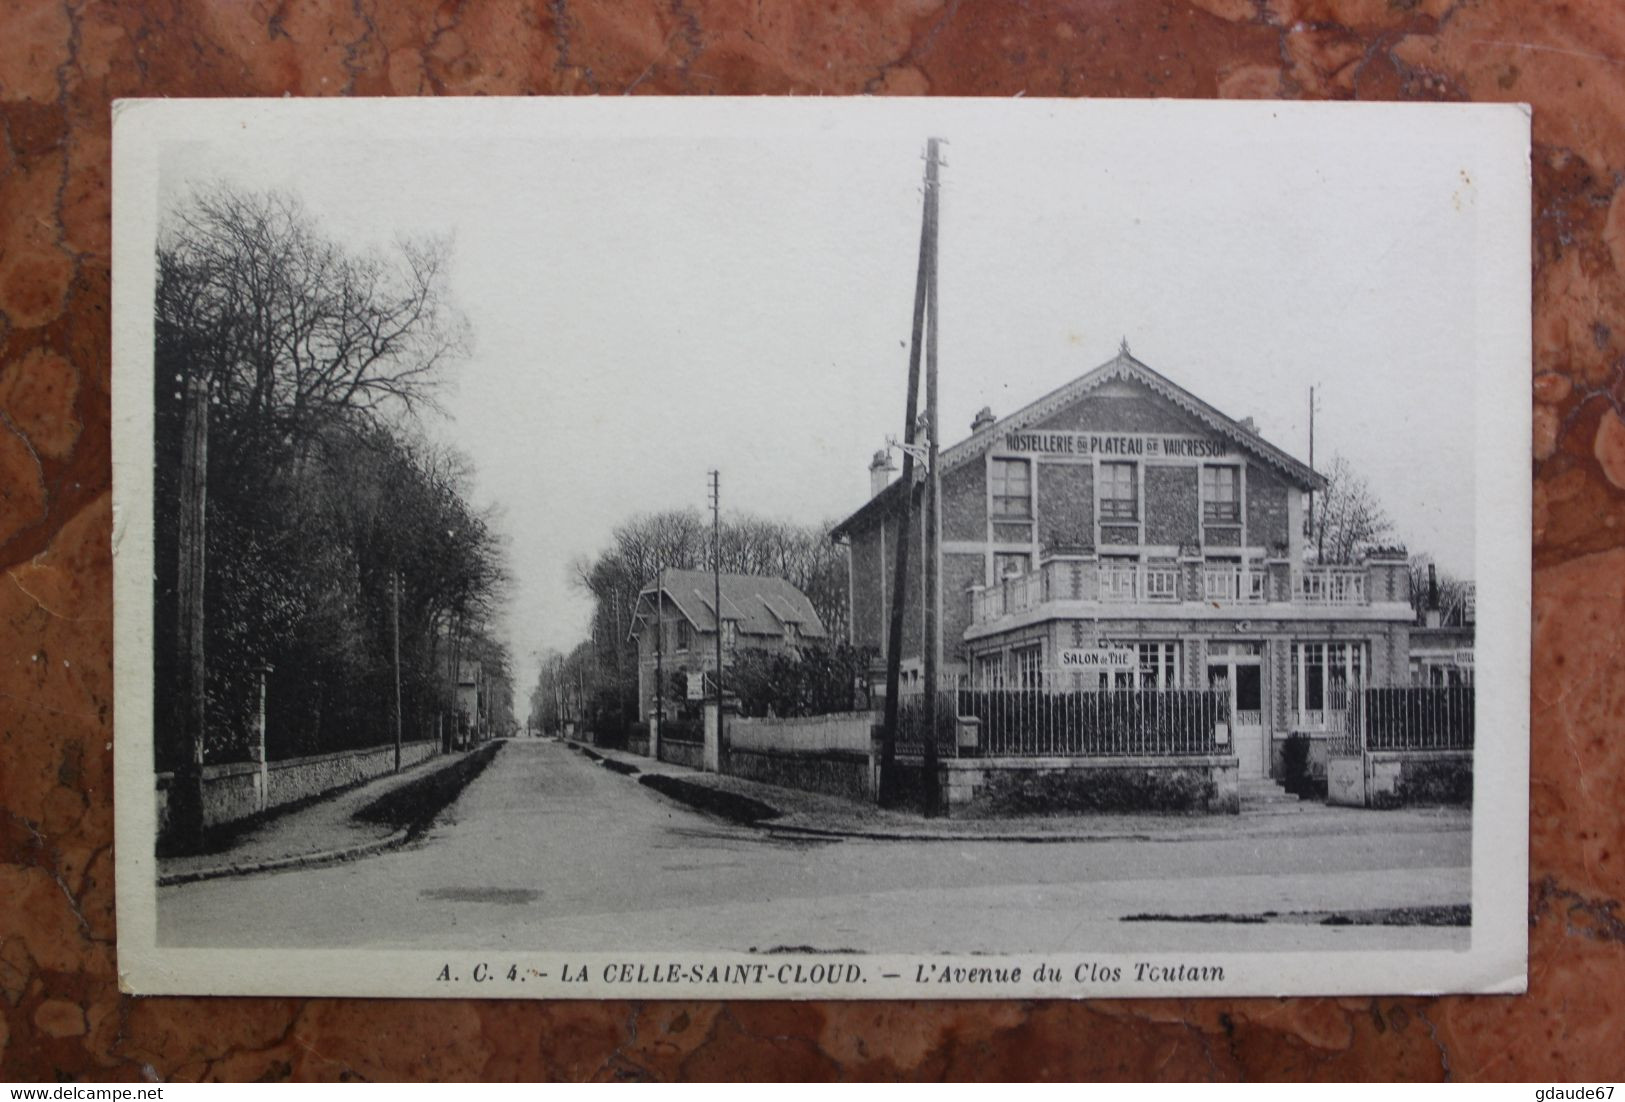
1307, 454, 1395, 564
567, 509, 852, 719
158, 185, 470, 472
1407, 555, 1475, 626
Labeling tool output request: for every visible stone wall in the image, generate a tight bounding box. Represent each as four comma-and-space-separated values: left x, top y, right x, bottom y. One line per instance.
725, 747, 873, 802
936, 755, 1240, 817
657, 738, 706, 770
1367, 750, 1473, 808
156, 739, 442, 838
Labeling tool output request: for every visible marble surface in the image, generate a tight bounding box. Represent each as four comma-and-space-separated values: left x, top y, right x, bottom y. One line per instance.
2, 0, 1622, 1082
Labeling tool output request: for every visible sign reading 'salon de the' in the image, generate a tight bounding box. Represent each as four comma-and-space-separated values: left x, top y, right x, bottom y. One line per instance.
1057, 648, 1137, 672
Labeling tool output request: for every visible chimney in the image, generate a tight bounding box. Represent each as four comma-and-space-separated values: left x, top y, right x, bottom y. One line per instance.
1239, 416, 1258, 435
1425, 563, 1441, 628
971, 406, 996, 434
869, 449, 896, 497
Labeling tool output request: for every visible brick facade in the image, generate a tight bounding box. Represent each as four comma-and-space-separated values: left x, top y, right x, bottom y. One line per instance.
1145, 465, 1198, 546
848, 523, 886, 650
942, 461, 985, 542
1245, 461, 1291, 551
1035, 462, 1092, 549
1034, 391, 1208, 435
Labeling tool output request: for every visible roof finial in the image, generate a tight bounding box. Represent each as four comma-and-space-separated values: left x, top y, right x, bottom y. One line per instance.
1119, 335, 1130, 356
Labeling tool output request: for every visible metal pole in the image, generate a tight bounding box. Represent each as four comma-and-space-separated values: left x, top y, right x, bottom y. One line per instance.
878, 140, 936, 808
921, 136, 943, 817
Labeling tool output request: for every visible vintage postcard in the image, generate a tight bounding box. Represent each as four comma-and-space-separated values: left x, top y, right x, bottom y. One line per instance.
112, 97, 1530, 999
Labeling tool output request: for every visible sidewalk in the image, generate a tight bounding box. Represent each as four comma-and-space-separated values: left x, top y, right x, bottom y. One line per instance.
158, 747, 483, 886
577, 740, 1473, 843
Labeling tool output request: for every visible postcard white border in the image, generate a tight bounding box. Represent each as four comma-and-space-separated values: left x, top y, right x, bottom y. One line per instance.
112, 96, 1530, 999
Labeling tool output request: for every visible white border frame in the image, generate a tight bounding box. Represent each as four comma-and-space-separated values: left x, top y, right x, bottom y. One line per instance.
112, 96, 1529, 999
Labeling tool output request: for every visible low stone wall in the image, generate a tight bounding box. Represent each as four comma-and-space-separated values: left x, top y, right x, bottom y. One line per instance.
1327, 749, 1472, 808
157, 739, 441, 837
1367, 750, 1473, 808
626, 731, 650, 757
265, 741, 438, 809
931, 755, 1240, 817
657, 739, 705, 770
724, 747, 873, 802
156, 761, 262, 831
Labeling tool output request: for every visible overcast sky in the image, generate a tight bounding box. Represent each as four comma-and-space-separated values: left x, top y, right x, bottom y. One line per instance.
156, 98, 1514, 701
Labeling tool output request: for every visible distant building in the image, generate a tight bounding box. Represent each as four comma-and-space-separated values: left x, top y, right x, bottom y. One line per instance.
454, 659, 483, 746
832, 345, 1418, 781
1410, 566, 1475, 686
629, 570, 828, 719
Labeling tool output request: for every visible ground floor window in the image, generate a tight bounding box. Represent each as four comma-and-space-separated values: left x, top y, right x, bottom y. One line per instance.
975, 651, 1006, 689
1011, 644, 1043, 689
1099, 639, 1181, 690
1291, 641, 1367, 722
1410, 657, 1473, 687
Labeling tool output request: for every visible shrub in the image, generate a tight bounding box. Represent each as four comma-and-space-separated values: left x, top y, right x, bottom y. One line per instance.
1281, 733, 1311, 795
731, 642, 878, 718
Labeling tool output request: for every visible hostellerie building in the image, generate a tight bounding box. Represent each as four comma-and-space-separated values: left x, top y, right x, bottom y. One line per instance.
830, 345, 1415, 781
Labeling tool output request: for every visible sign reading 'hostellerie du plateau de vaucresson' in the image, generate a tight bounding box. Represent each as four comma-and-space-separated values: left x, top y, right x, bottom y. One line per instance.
998, 431, 1233, 459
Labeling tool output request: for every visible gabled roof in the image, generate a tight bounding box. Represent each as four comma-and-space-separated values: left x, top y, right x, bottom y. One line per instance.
629, 570, 828, 642
832, 346, 1325, 539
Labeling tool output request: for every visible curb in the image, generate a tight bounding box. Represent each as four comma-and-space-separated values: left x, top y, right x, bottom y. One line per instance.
158, 742, 501, 887
760, 823, 1162, 844
584, 745, 1472, 846
157, 828, 413, 887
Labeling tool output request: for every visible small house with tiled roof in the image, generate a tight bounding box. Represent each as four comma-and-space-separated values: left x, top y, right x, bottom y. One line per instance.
831, 344, 1416, 782
629, 570, 827, 720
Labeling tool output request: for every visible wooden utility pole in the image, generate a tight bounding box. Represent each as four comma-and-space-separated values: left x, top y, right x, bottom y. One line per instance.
878, 138, 941, 808
709, 470, 725, 761
392, 568, 403, 771
921, 136, 943, 817
172, 370, 211, 850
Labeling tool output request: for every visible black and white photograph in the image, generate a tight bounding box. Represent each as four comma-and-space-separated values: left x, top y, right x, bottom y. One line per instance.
112, 97, 1529, 999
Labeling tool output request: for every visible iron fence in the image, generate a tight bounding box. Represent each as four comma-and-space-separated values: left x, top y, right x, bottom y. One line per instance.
895, 679, 1227, 758
1343, 684, 1475, 751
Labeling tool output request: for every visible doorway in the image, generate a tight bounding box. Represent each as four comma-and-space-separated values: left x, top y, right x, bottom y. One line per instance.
1207, 641, 1265, 778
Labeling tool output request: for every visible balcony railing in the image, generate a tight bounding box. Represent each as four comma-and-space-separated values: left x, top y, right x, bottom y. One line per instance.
972, 559, 1390, 625
1099, 562, 1181, 603
1201, 565, 1267, 604
1291, 566, 1367, 605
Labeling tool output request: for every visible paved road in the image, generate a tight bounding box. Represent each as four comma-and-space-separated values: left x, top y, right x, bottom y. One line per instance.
158, 740, 1471, 953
